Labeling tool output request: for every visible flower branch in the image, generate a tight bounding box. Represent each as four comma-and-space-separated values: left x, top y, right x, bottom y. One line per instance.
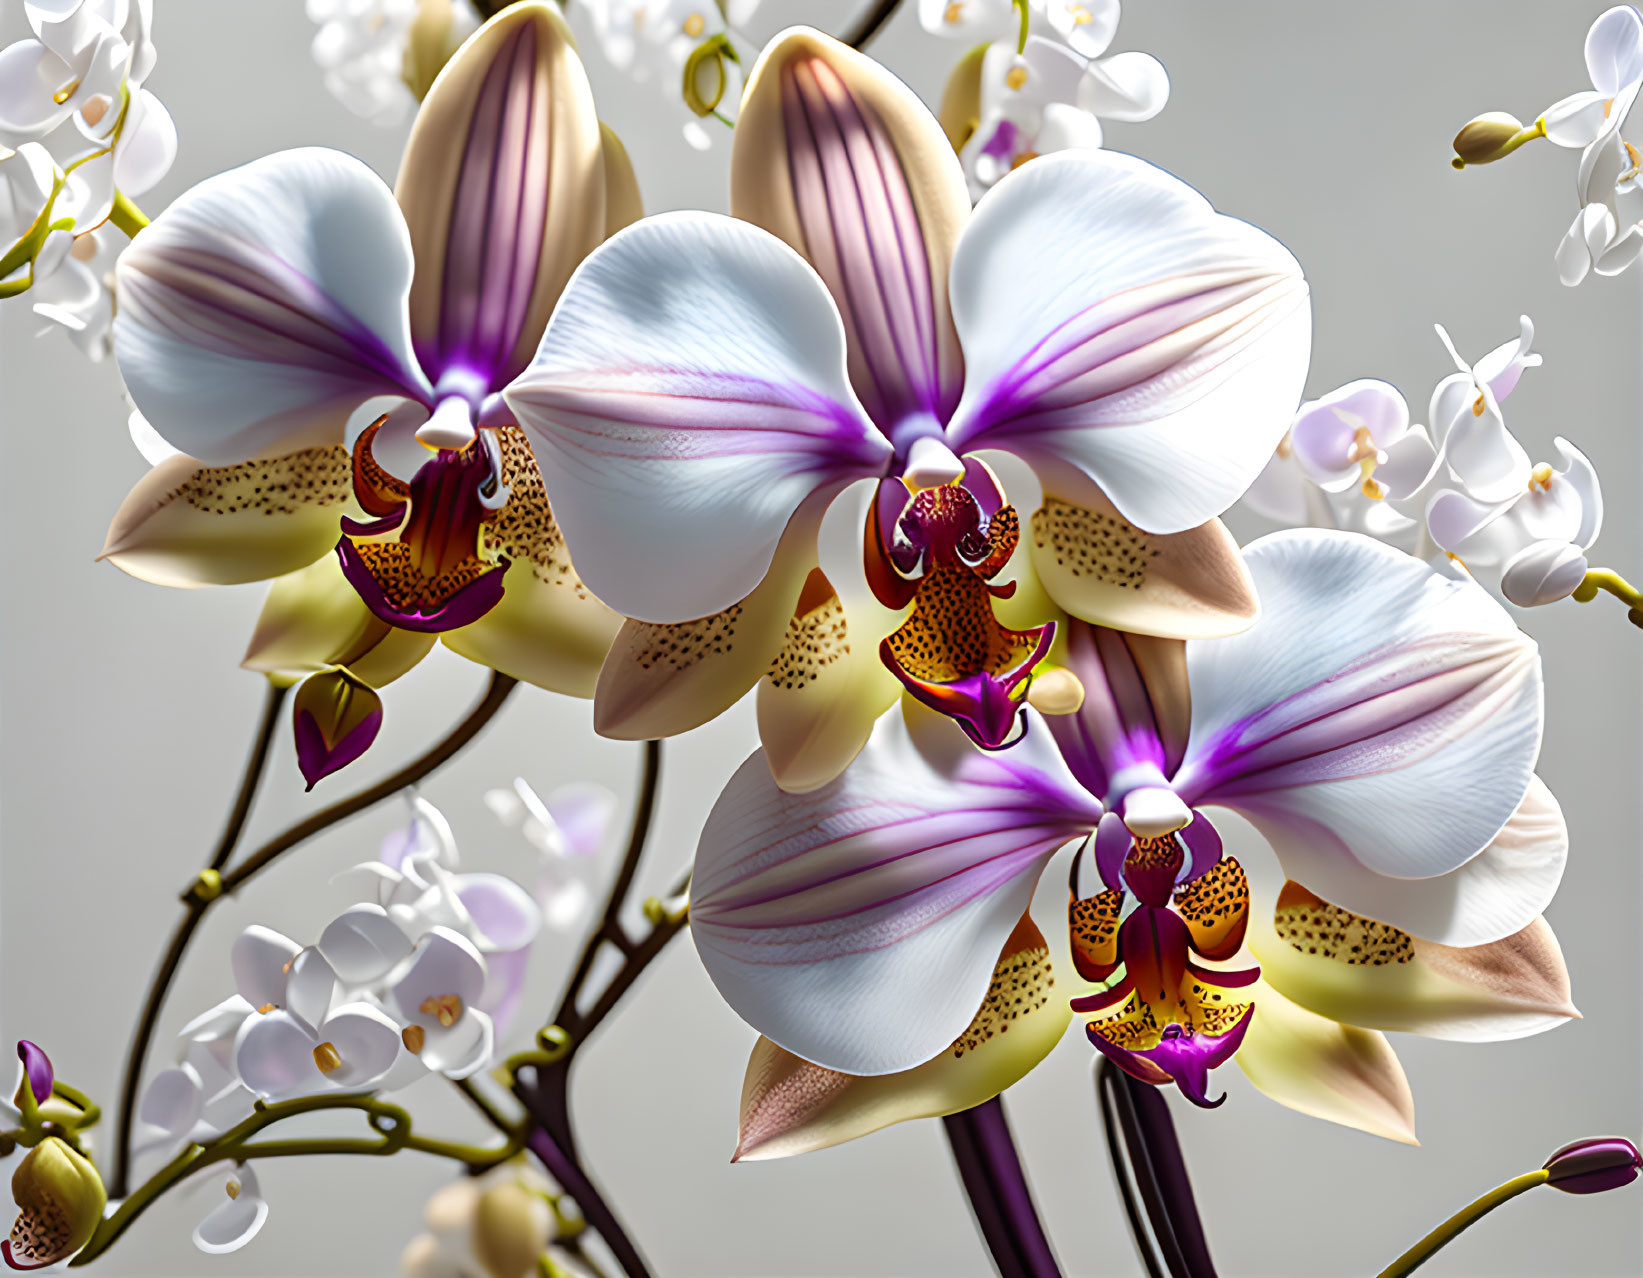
1571, 568, 1643, 628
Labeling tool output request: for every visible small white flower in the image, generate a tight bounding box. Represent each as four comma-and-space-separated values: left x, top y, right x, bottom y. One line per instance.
0, 0, 156, 145
308, 0, 423, 127
389, 927, 495, 1079
192, 1162, 270, 1256
1423, 316, 1540, 504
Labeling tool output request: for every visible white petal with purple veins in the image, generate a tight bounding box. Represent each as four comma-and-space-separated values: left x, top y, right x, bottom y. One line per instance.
504, 211, 889, 623
944, 149, 1310, 535
693, 710, 1100, 1076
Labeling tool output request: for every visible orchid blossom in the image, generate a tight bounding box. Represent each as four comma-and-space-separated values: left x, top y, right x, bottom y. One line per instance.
691, 530, 1573, 1152
503, 27, 1309, 789
102, 3, 639, 707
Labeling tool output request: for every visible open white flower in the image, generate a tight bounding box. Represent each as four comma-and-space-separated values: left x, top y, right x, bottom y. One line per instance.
389, 928, 495, 1079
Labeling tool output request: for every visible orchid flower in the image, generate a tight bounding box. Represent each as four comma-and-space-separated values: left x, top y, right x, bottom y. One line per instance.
941, 34, 1167, 201
137, 999, 258, 1149
692, 530, 1572, 1149
102, 3, 640, 705
503, 27, 1309, 787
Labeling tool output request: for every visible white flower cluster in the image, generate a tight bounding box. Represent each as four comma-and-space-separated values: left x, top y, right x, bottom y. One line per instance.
1245, 316, 1603, 610
583, 0, 747, 150
307, 0, 480, 126
921, 0, 1167, 200
0, 0, 176, 356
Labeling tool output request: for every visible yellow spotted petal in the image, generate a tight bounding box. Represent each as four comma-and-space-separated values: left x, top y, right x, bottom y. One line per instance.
1028, 469, 1258, 639
7, 1137, 106, 1268
593, 500, 826, 740
243, 555, 435, 689
1235, 978, 1417, 1145
732, 915, 1068, 1161
756, 570, 904, 793
1253, 882, 1578, 1043
100, 446, 356, 588
441, 427, 620, 698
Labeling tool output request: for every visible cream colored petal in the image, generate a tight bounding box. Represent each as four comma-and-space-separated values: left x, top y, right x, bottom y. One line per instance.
1029, 466, 1258, 639
732, 27, 969, 429
733, 914, 1069, 1160
756, 570, 904, 793
1236, 978, 1417, 1145
441, 426, 620, 697
397, 2, 604, 388
599, 122, 643, 236
1253, 883, 1578, 1043
243, 556, 435, 688
100, 447, 355, 588
593, 499, 826, 740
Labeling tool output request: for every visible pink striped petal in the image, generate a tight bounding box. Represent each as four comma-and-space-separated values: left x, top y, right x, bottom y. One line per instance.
114, 148, 430, 464
1173, 530, 1543, 943
504, 211, 890, 623
945, 150, 1310, 535
693, 709, 1101, 1076
397, 4, 603, 393
732, 28, 969, 448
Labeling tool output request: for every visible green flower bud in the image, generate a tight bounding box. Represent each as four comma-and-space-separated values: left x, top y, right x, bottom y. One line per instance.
5, 1137, 106, 1267
1452, 112, 1541, 167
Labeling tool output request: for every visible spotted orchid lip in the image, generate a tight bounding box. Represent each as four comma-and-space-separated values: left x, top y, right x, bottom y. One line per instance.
334, 538, 509, 633
880, 621, 1057, 750
1087, 1007, 1256, 1109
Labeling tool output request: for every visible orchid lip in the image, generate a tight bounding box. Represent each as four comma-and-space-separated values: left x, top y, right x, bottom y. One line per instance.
335, 538, 509, 633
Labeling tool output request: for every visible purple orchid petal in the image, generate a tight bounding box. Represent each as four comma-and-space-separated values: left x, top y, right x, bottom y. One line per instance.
1088, 1007, 1254, 1108
455, 874, 541, 952
503, 211, 890, 624
1048, 620, 1180, 802
293, 699, 383, 791
542, 783, 617, 859
477, 946, 532, 1038
1177, 811, 1224, 883
692, 710, 1100, 1076
944, 150, 1309, 536
397, 6, 604, 393
16, 1041, 52, 1105
113, 148, 431, 466
1092, 811, 1132, 896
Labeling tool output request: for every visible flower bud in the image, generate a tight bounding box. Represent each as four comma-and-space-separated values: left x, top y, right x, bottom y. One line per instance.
1501, 540, 1588, 607
4, 1137, 106, 1268
1452, 111, 1532, 166
291, 667, 384, 790
471, 1180, 555, 1278
1543, 1136, 1642, 1195
13, 1041, 52, 1111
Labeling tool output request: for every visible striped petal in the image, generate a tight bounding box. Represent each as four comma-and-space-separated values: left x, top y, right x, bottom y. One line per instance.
944, 150, 1310, 535
1235, 977, 1417, 1144
100, 445, 356, 587
504, 211, 890, 623
693, 708, 1100, 1075
397, 3, 604, 392
732, 914, 1068, 1160
732, 27, 969, 445
1253, 882, 1577, 1042
1174, 530, 1542, 945
114, 148, 430, 464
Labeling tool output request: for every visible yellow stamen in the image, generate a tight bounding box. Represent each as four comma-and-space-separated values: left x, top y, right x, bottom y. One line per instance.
401, 1024, 427, 1054
1067, 3, 1093, 23
1005, 65, 1028, 91
943, 1, 964, 22
1471, 392, 1487, 417
312, 1042, 343, 1074
1275, 431, 1294, 460
1010, 148, 1039, 169
225, 1180, 241, 1200
1529, 463, 1555, 492
1360, 475, 1387, 501
51, 80, 80, 106
683, 11, 704, 36
420, 994, 464, 1029
256, 1003, 276, 1015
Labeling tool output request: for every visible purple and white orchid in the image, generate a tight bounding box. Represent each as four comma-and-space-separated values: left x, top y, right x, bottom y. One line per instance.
691, 530, 1572, 1129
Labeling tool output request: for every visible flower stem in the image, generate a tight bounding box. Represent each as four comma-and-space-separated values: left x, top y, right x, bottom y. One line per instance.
840, 0, 904, 50
1572, 568, 1643, 629
108, 190, 149, 237
109, 680, 288, 1196
941, 1096, 1062, 1278
76, 1093, 522, 1266
1095, 1059, 1219, 1278
1375, 1170, 1550, 1278
511, 740, 686, 1278
108, 672, 518, 1197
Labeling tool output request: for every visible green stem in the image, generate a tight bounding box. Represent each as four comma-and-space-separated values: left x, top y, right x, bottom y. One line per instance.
108, 191, 149, 237
1375, 1170, 1550, 1278
1571, 567, 1643, 628
76, 1094, 521, 1266
1013, 0, 1029, 53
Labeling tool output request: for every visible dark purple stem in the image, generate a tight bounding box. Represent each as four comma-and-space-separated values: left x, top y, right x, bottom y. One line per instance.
1096, 1059, 1219, 1278
526, 1127, 651, 1278
941, 1096, 1062, 1278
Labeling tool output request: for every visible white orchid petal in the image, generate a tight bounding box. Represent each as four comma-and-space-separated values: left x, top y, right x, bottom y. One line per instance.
230, 926, 301, 1012
1077, 51, 1169, 122
138, 1064, 204, 1137
233, 1010, 320, 1098
193, 1164, 270, 1255
317, 1002, 402, 1087
318, 903, 415, 985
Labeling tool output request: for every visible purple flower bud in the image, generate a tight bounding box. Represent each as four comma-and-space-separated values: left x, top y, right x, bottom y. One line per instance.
1542, 1137, 1642, 1195
291, 668, 384, 790
14, 1041, 52, 1107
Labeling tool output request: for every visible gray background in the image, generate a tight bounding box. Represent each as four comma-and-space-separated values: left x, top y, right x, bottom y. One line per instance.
2, 1, 1640, 1274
